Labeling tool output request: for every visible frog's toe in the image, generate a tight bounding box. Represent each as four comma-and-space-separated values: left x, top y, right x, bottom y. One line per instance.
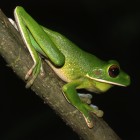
95, 110, 104, 117
79, 104, 94, 128
90, 104, 104, 117
78, 93, 92, 104
25, 75, 37, 88
84, 116, 94, 128
25, 66, 35, 80
25, 59, 42, 88
90, 104, 99, 110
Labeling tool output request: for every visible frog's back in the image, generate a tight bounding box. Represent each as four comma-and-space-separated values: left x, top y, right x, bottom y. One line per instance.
43, 27, 106, 81
42, 26, 82, 56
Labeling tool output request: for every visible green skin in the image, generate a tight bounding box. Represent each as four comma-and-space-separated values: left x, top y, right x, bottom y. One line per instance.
13, 6, 130, 128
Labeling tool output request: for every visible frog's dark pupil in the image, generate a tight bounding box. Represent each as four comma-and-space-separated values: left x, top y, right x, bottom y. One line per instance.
108, 65, 120, 78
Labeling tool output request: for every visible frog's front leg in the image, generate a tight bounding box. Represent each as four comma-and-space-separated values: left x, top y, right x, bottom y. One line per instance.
62, 80, 103, 128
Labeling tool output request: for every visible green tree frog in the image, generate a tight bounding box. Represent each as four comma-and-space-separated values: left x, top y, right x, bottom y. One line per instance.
10, 6, 130, 128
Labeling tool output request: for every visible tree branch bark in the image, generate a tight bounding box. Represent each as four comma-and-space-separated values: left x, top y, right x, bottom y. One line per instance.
0, 9, 121, 140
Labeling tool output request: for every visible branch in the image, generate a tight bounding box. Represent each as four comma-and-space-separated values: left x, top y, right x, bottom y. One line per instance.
0, 9, 121, 140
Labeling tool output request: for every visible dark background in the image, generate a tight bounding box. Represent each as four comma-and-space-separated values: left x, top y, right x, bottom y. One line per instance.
0, 0, 139, 140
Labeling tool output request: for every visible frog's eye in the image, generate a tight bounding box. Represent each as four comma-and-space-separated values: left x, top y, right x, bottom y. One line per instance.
108, 65, 120, 78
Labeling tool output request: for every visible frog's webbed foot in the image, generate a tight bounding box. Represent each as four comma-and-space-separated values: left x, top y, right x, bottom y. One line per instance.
78, 93, 104, 117
81, 103, 104, 128
25, 57, 43, 88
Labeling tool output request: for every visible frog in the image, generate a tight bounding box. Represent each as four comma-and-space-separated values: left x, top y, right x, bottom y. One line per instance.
10, 6, 130, 128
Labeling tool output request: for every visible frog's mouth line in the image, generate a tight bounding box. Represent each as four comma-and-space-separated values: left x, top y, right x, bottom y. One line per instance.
86, 74, 126, 87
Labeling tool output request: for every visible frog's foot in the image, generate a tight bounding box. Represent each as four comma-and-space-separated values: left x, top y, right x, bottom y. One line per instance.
80, 103, 104, 128
25, 58, 42, 88
78, 93, 92, 104
78, 93, 103, 117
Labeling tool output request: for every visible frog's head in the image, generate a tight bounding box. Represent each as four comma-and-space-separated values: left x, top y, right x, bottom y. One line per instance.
86, 60, 130, 87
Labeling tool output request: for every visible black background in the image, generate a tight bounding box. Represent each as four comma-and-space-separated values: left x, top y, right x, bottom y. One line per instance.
1, 0, 140, 140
